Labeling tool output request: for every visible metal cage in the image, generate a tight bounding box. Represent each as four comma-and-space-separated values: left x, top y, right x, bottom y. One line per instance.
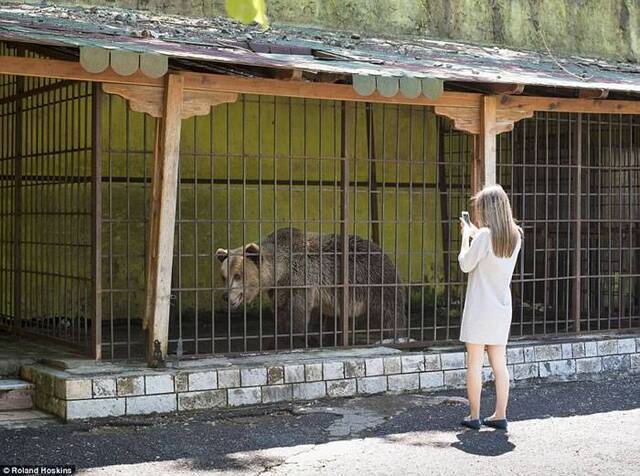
1, 43, 639, 361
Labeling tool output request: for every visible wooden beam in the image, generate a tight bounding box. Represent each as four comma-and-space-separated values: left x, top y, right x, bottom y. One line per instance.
578, 88, 609, 99
486, 83, 525, 95
3, 55, 640, 116
180, 71, 479, 108
479, 95, 498, 187
0, 55, 162, 87
0, 56, 480, 108
144, 74, 184, 366
498, 94, 640, 115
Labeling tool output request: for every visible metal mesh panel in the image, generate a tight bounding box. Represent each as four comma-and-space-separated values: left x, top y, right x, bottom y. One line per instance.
100, 94, 156, 360
498, 112, 640, 338
168, 97, 471, 355
0, 43, 18, 328
0, 44, 95, 350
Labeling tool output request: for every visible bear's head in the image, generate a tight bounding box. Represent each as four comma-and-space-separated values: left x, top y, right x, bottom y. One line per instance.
215, 243, 261, 309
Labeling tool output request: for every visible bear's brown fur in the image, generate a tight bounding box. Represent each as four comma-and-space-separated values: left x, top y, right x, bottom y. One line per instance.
216, 228, 407, 344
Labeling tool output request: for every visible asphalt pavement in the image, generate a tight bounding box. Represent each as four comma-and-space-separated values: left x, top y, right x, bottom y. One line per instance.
1, 375, 639, 475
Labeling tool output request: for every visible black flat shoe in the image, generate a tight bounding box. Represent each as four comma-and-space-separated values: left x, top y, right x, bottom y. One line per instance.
482, 418, 508, 430
460, 418, 482, 430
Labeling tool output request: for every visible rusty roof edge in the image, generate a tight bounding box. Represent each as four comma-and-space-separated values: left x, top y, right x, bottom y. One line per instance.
1, 5, 640, 94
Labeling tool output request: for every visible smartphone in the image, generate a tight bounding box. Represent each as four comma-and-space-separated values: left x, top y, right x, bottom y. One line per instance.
461, 211, 471, 227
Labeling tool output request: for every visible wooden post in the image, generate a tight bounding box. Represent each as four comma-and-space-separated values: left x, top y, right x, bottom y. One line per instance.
144, 74, 184, 365
479, 95, 498, 187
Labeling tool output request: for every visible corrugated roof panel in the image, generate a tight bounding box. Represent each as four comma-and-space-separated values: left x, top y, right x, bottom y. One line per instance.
1, 3, 640, 94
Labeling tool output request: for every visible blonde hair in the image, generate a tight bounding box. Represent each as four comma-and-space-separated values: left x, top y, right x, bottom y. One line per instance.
472, 184, 522, 258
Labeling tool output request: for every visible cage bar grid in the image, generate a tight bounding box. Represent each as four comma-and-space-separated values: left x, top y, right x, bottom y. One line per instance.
1, 43, 639, 360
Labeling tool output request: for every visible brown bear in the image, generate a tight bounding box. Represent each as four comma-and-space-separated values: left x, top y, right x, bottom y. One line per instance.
216, 227, 407, 345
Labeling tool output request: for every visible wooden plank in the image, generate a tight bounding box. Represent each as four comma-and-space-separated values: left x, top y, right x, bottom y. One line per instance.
91, 83, 103, 360
499, 94, 640, 115
144, 74, 184, 365
480, 95, 497, 187
144, 120, 163, 332
486, 83, 525, 95
0, 56, 480, 108
578, 88, 609, 99
4, 55, 640, 116
0, 55, 162, 87
182, 71, 478, 108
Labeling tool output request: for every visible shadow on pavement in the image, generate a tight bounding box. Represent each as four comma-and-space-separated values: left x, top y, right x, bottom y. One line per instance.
452, 430, 516, 456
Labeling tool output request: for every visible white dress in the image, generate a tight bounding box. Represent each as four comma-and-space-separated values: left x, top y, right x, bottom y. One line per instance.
458, 227, 521, 345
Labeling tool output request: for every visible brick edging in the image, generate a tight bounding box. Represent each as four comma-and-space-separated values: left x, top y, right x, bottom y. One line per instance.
21, 335, 640, 420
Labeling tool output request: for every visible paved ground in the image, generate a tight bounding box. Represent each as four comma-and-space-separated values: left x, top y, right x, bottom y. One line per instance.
1, 375, 639, 475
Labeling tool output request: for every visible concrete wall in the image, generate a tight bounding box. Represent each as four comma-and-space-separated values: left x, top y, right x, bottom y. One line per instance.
41, 0, 640, 62
22, 334, 640, 420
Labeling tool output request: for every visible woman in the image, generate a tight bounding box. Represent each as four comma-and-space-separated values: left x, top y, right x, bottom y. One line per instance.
458, 184, 522, 431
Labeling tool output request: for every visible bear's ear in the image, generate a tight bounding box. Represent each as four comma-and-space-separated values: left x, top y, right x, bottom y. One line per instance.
244, 243, 260, 264
215, 248, 228, 263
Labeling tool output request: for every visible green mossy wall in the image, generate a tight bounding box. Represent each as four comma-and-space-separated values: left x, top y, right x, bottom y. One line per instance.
101, 94, 470, 322
47, 0, 640, 62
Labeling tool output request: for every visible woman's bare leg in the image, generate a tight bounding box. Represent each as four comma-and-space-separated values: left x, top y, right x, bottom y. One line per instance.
465, 343, 485, 419
486, 344, 509, 419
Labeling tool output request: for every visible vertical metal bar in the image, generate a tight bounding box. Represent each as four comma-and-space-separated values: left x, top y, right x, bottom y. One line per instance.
12, 53, 23, 337
340, 101, 349, 346
543, 112, 549, 333
209, 107, 216, 353
420, 107, 429, 342
597, 114, 602, 330
585, 114, 591, 331
91, 83, 102, 359
366, 104, 380, 245
406, 105, 414, 342
193, 115, 199, 355
437, 125, 450, 285
287, 97, 293, 349
393, 104, 400, 341
617, 114, 623, 328
257, 96, 263, 351
432, 117, 440, 342
573, 113, 582, 333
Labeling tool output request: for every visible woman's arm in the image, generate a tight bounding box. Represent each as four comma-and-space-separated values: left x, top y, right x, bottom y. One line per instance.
458, 228, 489, 273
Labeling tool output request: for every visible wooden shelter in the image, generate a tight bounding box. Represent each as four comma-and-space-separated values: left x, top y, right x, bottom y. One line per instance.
1, 3, 639, 365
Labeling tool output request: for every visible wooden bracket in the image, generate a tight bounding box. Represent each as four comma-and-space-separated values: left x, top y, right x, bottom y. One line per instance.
434, 95, 534, 135
102, 83, 237, 119
433, 106, 480, 134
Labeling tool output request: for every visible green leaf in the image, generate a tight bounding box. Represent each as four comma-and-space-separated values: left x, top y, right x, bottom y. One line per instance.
225, 0, 269, 29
